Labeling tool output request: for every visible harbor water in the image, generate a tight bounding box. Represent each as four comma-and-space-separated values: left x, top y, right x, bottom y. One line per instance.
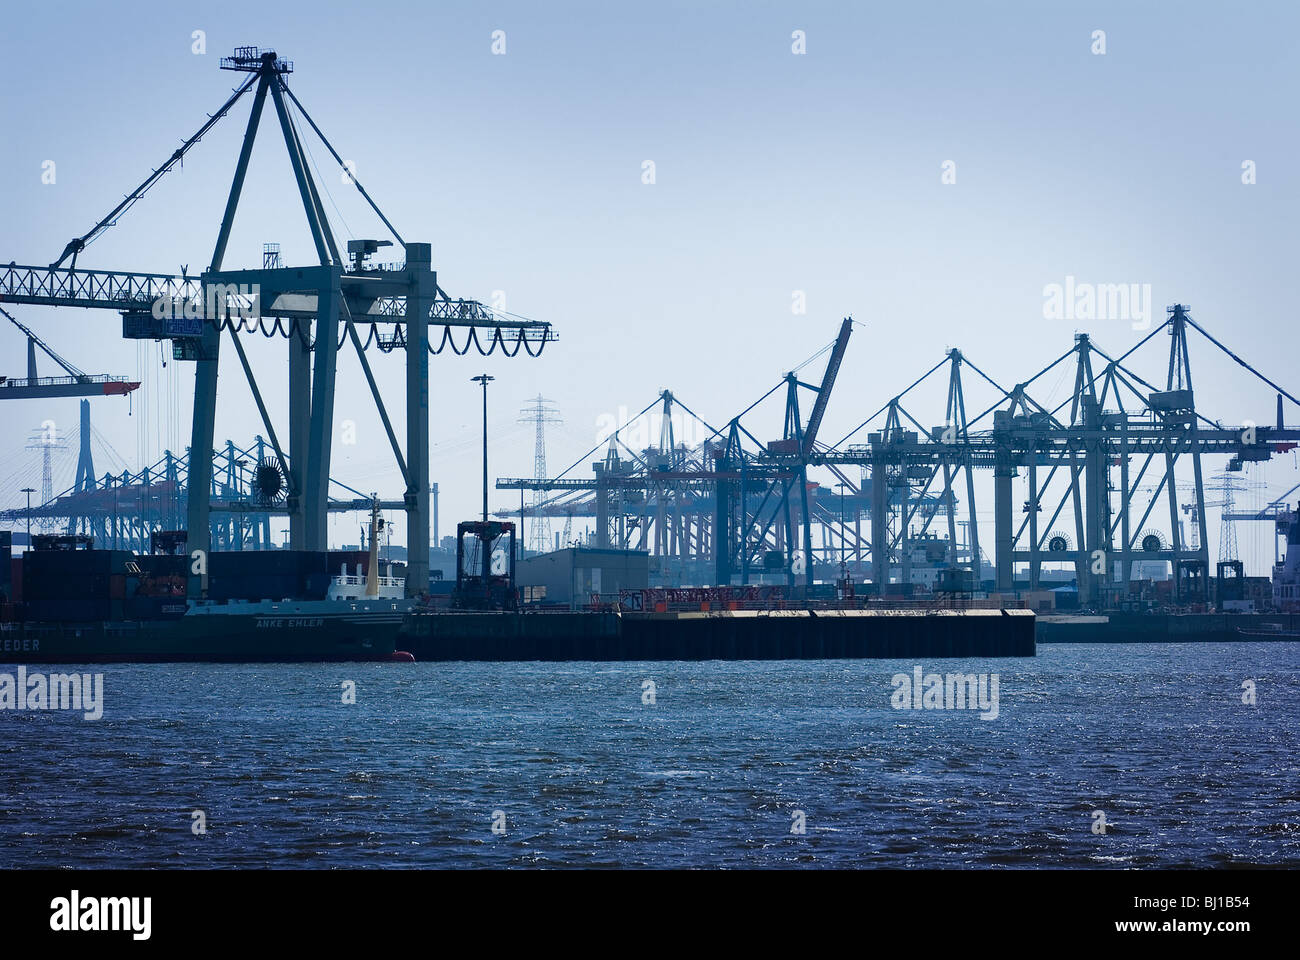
2, 642, 1297, 868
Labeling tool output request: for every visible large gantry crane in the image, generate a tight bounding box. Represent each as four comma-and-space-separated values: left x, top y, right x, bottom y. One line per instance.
815, 304, 1300, 605
0, 47, 553, 598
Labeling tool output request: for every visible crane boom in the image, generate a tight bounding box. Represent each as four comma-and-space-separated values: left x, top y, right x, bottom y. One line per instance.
2, 305, 86, 379
50, 72, 261, 270
801, 316, 854, 456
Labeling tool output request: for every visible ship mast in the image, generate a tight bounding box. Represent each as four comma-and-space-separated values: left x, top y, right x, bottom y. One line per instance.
365, 499, 381, 597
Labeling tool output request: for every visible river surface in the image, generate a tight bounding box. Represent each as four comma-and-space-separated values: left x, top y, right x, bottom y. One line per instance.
2, 642, 1297, 867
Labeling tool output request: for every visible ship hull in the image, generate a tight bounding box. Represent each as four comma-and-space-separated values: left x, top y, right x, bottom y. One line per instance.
1, 609, 403, 664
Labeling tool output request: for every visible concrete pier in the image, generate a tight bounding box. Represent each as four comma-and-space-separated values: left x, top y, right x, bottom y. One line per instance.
399, 608, 1036, 661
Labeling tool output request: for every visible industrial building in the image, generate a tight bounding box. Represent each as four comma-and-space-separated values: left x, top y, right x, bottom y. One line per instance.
517, 547, 650, 609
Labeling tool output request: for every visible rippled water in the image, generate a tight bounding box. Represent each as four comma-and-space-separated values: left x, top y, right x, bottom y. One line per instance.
2, 643, 1297, 868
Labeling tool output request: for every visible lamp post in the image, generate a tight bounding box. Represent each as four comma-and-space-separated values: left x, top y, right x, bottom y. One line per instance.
143, 494, 160, 553
837, 481, 857, 600
836, 481, 851, 584
21, 487, 34, 549
234, 458, 248, 548
471, 375, 494, 523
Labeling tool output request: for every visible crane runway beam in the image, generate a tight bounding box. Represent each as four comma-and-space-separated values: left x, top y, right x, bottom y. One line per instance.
1, 263, 549, 332
2, 263, 201, 310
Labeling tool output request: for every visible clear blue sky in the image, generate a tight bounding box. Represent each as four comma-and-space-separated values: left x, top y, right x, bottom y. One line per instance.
2, 1, 1297, 572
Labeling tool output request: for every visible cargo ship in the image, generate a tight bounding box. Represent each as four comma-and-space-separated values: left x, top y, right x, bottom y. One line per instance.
1, 503, 414, 663
1271, 504, 1300, 613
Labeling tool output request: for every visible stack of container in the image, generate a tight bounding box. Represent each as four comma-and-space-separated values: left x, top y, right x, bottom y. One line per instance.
22, 548, 136, 622
206, 550, 331, 602
127, 553, 188, 619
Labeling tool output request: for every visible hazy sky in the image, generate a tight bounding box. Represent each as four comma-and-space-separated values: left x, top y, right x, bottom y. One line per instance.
2, 1, 1297, 573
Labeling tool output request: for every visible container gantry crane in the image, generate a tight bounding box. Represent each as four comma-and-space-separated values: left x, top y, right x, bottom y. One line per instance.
503, 308, 1300, 606
1, 46, 553, 599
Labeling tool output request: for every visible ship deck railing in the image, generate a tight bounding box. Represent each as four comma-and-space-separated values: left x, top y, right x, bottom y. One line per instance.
331, 574, 405, 587
578, 594, 1028, 614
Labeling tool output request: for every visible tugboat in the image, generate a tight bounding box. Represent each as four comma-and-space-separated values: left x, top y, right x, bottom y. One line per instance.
1, 501, 416, 663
